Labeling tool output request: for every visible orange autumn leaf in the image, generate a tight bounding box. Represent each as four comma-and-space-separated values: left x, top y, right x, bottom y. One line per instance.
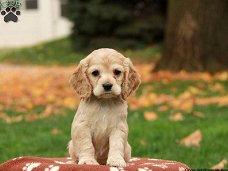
158, 105, 169, 112
187, 86, 203, 95
179, 101, 193, 111
210, 83, 224, 92
218, 95, 228, 107
214, 72, 228, 81
0, 113, 23, 124
62, 97, 78, 109
178, 98, 194, 111
25, 114, 38, 122
211, 159, 227, 170
144, 111, 158, 121
141, 85, 153, 95
51, 128, 62, 135
179, 129, 202, 147
192, 111, 205, 118
169, 113, 184, 121
8, 115, 23, 124
0, 113, 9, 122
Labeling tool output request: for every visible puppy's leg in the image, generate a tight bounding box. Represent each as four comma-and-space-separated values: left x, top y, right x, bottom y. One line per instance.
68, 140, 78, 163
124, 142, 131, 163
107, 128, 127, 167
72, 127, 99, 165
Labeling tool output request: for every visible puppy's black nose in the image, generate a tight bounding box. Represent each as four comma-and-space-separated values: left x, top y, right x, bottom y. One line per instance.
103, 83, 113, 91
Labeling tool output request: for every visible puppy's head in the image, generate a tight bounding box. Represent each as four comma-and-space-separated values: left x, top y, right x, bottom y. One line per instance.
70, 48, 141, 100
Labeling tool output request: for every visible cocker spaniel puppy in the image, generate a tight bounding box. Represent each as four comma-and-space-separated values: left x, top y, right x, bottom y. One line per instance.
68, 48, 141, 167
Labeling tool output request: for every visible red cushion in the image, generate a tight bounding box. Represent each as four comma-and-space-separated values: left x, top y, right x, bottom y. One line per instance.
0, 157, 191, 171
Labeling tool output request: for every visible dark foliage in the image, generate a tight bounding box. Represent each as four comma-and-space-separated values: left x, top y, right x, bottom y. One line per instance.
66, 0, 167, 50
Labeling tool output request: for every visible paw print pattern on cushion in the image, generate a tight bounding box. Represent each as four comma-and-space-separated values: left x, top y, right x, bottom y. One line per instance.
12, 156, 23, 161
1, 6, 21, 22
22, 162, 41, 171
44, 164, 60, 171
110, 166, 125, 171
138, 167, 152, 171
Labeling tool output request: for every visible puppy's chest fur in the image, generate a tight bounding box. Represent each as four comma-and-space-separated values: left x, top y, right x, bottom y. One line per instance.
72, 99, 128, 157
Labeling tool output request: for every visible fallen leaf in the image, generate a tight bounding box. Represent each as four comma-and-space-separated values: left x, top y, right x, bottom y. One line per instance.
211, 159, 227, 169
0, 113, 23, 124
40, 105, 55, 118
169, 113, 184, 121
25, 114, 38, 122
196, 82, 205, 88
179, 91, 192, 99
192, 111, 205, 118
218, 95, 228, 107
51, 128, 62, 135
139, 139, 148, 146
158, 105, 168, 112
210, 83, 224, 92
187, 86, 202, 95
179, 129, 202, 147
62, 97, 78, 109
178, 99, 194, 111
144, 111, 158, 121
215, 72, 228, 81
142, 85, 153, 95
8, 115, 23, 123
0, 113, 9, 122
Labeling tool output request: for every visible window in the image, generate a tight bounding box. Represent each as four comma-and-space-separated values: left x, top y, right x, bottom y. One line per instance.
25, 0, 38, 10
60, 0, 68, 17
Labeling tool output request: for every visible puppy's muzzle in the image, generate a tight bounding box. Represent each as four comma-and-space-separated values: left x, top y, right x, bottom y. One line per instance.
103, 83, 113, 91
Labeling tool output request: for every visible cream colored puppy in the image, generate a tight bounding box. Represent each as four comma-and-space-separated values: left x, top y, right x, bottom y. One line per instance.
68, 48, 141, 167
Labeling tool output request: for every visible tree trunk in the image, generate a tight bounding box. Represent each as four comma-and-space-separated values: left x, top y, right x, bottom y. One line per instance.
155, 0, 228, 72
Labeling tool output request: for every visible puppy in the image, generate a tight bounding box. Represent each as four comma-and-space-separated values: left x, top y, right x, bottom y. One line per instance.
68, 48, 141, 167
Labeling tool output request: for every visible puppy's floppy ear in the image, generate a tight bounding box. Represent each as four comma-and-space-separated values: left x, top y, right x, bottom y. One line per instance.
70, 59, 92, 100
122, 58, 141, 100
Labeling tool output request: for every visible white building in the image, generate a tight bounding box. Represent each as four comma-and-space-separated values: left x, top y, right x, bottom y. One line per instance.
0, 0, 72, 47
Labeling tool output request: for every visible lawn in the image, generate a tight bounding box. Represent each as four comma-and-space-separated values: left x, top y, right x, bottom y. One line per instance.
0, 38, 227, 169
0, 37, 161, 65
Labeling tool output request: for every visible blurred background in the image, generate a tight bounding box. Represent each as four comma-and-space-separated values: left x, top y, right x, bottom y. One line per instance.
0, 0, 227, 169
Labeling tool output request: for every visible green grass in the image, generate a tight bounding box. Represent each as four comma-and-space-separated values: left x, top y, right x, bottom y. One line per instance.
0, 37, 161, 65
138, 80, 228, 97
0, 38, 84, 65
0, 81, 227, 168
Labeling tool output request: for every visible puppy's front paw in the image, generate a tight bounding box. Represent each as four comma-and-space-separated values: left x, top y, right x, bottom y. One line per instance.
107, 157, 126, 167
78, 158, 99, 165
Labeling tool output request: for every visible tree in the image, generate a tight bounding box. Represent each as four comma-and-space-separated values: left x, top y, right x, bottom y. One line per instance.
155, 0, 228, 72
66, 0, 167, 50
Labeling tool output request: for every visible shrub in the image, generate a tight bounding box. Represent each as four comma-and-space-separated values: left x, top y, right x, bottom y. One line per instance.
66, 0, 167, 50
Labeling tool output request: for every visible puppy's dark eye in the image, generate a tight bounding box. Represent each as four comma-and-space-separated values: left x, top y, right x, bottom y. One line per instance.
92, 70, 99, 77
114, 69, 121, 76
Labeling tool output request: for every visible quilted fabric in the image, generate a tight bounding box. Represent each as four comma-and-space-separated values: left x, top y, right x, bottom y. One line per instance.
0, 157, 191, 171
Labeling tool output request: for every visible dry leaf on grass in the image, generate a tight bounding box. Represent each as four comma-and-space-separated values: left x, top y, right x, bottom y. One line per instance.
214, 72, 228, 81
210, 83, 224, 92
218, 95, 228, 107
25, 114, 38, 122
192, 111, 205, 118
139, 139, 148, 146
179, 129, 202, 147
158, 105, 169, 112
51, 128, 62, 135
169, 113, 184, 121
211, 159, 227, 169
187, 86, 203, 95
0, 113, 23, 124
144, 111, 158, 121
178, 99, 194, 111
